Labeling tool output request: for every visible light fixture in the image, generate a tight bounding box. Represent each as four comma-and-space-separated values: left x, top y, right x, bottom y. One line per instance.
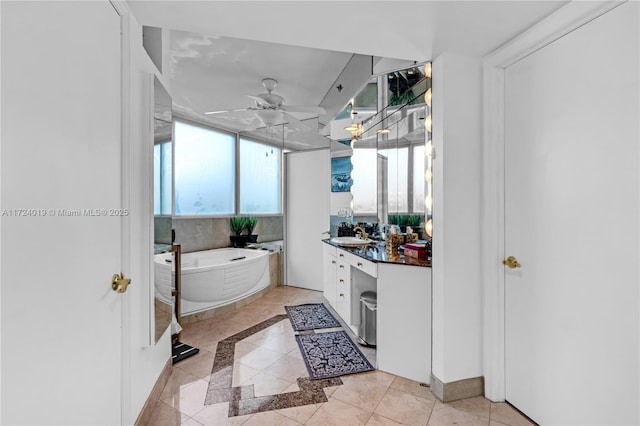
425, 218, 433, 237
424, 88, 432, 106
425, 168, 432, 183
344, 124, 359, 132
377, 128, 390, 134
425, 114, 432, 132
425, 140, 433, 157
350, 138, 357, 149
425, 194, 433, 211
425, 63, 432, 79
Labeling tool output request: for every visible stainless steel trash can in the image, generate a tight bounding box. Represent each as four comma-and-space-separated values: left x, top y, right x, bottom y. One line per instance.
358, 291, 377, 346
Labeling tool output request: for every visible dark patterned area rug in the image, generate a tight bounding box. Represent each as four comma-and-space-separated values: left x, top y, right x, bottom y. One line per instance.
285, 303, 341, 331
295, 330, 374, 379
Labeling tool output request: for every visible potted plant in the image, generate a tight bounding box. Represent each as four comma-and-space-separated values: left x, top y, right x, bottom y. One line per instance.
229, 217, 247, 247
244, 217, 259, 243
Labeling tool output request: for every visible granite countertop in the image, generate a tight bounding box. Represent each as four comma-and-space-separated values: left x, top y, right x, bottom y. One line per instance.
323, 239, 431, 268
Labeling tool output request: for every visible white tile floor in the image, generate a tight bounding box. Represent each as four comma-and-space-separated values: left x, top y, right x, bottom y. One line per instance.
146, 286, 535, 426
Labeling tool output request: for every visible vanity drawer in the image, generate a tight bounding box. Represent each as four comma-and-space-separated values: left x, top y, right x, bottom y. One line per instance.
350, 255, 377, 278
323, 242, 337, 257
336, 248, 349, 261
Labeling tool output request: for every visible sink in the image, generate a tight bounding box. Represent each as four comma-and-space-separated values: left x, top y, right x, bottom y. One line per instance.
330, 237, 374, 247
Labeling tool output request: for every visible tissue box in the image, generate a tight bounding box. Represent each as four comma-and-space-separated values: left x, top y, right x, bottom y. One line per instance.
404, 242, 427, 259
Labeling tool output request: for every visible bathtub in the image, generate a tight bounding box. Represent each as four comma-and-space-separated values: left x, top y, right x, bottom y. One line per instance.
154, 248, 270, 316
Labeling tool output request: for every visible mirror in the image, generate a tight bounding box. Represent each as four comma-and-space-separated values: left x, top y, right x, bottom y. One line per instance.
153, 75, 173, 344
329, 63, 431, 239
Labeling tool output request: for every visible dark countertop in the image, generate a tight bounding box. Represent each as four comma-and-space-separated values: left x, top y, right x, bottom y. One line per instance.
323, 239, 431, 268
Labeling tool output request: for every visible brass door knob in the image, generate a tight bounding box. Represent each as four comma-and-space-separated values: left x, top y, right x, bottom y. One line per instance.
503, 256, 521, 269
112, 273, 132, 293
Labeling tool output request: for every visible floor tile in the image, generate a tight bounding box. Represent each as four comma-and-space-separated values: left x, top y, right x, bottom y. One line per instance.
306, 397, 373, 426
374, 387, 435, 426
145, 401, 189, 426
490, 402, 535, 426
331, 374, 389, 411
190, 402, 252, 425
261, 355, 308, 383
239, 371, 292, 397
236, 345, 284, 370
445, 395, 491, 420
160, 367, 203, 400
428, 400, 488, 426
276, 402, 323, 424
174, 350, 216, 380
366, 413, 405, 426
242, 409, 302, 425
162, 379, 210, 417
231, 361, 261, 387
389, 375, 435, 401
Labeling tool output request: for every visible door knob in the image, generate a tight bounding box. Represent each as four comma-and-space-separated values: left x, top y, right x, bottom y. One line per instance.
503, 256, 521, 269
112, 273, 132, 293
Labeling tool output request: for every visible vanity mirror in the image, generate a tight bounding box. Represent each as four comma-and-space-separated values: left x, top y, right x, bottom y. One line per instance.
330, 63, 431, 239
152, 75, 173, 344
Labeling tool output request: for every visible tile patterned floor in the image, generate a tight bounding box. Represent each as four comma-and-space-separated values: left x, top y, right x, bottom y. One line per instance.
146, 286, 535, 426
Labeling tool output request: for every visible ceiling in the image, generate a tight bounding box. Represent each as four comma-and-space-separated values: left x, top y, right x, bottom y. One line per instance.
128, 1, 569, 149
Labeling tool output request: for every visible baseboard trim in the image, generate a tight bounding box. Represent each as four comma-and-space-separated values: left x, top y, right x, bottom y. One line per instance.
430, 374, 484, 403
134, 357, 172, 426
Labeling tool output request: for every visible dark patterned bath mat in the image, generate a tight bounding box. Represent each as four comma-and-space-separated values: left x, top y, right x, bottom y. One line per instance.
285, 303, 342, 331
295, 330, 374, 379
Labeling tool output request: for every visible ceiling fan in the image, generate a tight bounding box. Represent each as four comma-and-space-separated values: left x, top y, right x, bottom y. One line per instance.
204, 78, 326, 131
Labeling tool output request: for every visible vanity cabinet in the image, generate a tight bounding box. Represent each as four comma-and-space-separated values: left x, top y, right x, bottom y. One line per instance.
322, 241, 432, 384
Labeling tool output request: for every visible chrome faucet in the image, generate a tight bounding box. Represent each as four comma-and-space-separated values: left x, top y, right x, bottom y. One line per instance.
353, 225, 368, 240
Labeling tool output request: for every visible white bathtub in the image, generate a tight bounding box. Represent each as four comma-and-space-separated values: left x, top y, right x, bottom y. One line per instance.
154, 248, 270, 315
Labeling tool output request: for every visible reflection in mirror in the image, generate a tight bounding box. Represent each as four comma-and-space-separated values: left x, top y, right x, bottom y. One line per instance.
152, 76, 174, 344
330, 62, 431, 241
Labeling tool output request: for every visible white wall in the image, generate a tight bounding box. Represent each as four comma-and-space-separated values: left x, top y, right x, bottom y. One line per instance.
431, 53, 483, 383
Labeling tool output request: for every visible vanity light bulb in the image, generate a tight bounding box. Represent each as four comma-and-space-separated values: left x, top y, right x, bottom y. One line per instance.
425, 168, 432, 183
425, 194, 433, 211
424, 88, 432, 106
425, 63, 432, 79
425, 140, 433, 157
425, 114, 432, 132
425, 219, 433, 237
350, 138, 357, 149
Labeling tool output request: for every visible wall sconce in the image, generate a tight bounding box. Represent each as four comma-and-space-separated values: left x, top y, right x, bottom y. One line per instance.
377, 128, 390, 134
425, 63, 432, 79
425, 218, 433, 237
424, 114, 432, 132
425, 168, 432, 183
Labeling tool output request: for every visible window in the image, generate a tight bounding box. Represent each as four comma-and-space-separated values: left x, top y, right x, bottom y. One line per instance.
239, 138, 281, 214
174, 120, 235, 215
351, 148, 378, 214
378, 147, 408, 213
154, 141, 172, 215
412, 144, 425, 214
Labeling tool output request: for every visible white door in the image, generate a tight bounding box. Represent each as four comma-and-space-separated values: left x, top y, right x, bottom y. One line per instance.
1, 2, 128, 424
285, 150, 330, 290
504, 3, 639, 425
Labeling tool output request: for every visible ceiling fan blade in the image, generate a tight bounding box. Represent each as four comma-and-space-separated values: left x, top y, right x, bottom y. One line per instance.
247, 94, 271, 107
204, 108, 251, 115
282, 105, 326, 115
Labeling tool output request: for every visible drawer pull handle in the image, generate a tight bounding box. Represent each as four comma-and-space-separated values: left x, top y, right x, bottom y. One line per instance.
357, 262, 363, 267
339, 293, 344, 297
339, 279, 344, 283
331, 260, 336, 264
339, 253, 344, 257
339, 265, 344, 269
